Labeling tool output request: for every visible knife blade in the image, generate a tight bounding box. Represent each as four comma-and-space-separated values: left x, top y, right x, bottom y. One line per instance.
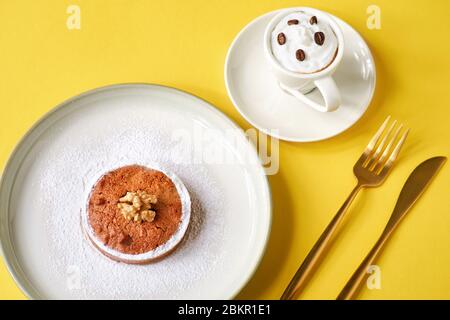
386, 156, 447, 230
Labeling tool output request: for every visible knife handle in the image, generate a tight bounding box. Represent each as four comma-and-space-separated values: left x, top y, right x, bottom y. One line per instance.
336, 225, 399, 300
337, 199, 417, 300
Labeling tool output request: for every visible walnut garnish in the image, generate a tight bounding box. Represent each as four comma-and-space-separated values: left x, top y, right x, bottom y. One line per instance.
117, 191, 157, 223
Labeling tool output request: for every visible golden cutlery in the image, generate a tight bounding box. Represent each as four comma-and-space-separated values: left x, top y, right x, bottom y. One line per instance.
337, 156, 446, 300
281, 116, 409, 300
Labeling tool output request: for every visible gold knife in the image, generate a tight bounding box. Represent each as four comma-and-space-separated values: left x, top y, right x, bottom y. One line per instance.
337, 156, 447, 300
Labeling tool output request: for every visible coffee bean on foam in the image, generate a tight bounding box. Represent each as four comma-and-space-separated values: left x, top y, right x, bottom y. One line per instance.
277, 32, 286, 45
314, 31, 325, 46
296, 49, 306, 61
270, 11, 338, 73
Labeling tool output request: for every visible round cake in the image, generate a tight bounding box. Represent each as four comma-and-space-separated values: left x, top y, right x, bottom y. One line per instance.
82, 164, 191, 264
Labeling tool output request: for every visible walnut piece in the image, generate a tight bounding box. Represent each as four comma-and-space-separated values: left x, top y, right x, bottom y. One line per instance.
117, 191, 157, 223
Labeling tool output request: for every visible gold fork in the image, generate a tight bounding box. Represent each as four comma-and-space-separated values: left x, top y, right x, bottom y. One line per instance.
281, 116, 409, 300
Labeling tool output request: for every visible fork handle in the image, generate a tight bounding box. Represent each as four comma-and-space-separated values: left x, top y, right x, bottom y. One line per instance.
337, 230, 391, 300
281, 184, 363, 300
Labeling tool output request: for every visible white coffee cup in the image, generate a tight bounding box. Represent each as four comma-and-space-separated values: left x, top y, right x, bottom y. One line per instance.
264, 7, 345, 112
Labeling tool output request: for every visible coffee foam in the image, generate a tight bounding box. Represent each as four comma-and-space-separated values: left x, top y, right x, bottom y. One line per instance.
271, 11, 338, 74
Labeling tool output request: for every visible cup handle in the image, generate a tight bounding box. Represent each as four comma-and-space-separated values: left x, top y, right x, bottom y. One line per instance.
280, 76, 341, 112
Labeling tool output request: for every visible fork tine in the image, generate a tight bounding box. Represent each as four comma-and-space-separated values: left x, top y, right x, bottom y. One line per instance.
366, 120, 397, 168
374, 124, 403, 170
378, 129, 409, 174
386, 129, 409, 165
364, 116, 391, 154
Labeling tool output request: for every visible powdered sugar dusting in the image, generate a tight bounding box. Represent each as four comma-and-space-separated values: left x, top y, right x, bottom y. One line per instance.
36, 112, 226, 299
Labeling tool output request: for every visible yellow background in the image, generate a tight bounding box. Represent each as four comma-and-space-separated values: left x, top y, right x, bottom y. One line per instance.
1, 0, 449, 300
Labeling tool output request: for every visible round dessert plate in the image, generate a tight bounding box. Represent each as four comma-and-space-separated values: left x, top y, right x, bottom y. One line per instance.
225, 10, 376, 142
0, 84, 271, 299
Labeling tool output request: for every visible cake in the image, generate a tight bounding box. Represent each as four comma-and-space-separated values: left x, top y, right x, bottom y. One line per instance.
81, 164, 191, 264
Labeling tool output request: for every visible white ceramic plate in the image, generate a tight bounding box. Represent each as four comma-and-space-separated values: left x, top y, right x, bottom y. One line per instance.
225, 10, 376, 142
0, 84, 271, 299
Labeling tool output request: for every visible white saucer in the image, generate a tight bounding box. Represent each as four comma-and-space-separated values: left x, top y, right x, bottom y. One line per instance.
225, 11, 376, 142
